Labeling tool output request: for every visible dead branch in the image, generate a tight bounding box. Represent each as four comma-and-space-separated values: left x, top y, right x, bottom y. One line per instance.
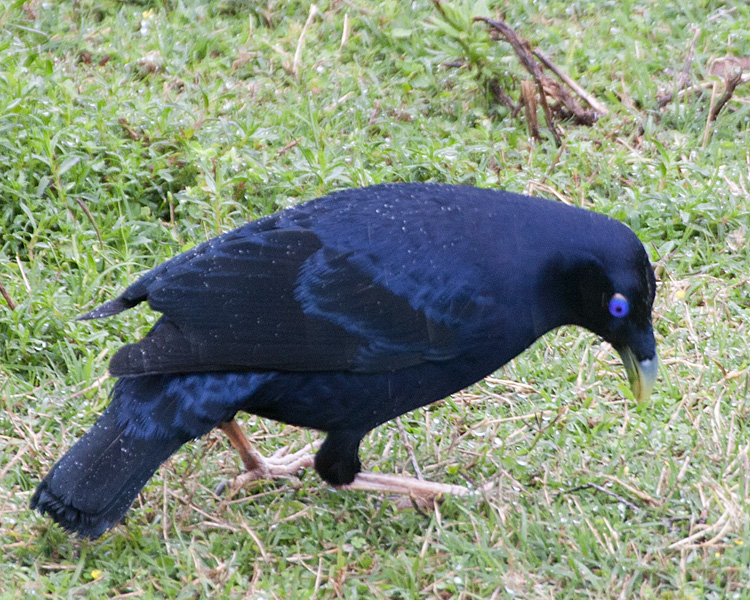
533, 49, 609, 115
536, 78, 563, 145
702, 66, 744, 148
709, 66, 744, 122
476, 17, 600, 130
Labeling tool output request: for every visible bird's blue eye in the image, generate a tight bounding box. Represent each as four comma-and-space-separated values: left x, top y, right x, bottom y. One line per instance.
608, 294, 629, 318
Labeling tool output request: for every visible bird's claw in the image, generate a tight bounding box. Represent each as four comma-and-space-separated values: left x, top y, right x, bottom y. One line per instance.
216, 440, 322, 496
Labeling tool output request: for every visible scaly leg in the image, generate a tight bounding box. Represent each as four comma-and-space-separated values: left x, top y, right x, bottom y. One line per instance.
216, 420, 320, 494
218, 420, 271, 475
217, 420, 482, 503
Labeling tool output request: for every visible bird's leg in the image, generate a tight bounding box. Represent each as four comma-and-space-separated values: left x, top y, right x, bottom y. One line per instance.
218, 420, 270, 476
342, 472, 474, 498
315, 431, 481, 506
218, 422, 487, 504
216, 420, 319, 494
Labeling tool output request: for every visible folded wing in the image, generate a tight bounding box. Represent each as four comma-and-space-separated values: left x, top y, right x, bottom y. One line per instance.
87, 224, 490, 377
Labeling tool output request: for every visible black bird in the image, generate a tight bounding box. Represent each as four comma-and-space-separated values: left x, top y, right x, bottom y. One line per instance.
31, 183, 658, 539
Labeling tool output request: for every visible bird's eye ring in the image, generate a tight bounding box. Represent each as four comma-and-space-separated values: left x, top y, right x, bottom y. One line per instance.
608, 293, 629, 318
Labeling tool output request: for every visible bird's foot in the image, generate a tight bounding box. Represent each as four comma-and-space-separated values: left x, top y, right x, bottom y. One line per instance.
216, 440, 321, 496
339, 472, 484, 509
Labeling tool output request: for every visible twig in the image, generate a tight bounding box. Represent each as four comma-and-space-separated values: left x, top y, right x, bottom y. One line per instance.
559, 482, 641, 511
476, 17, 598, 134
656, 28, 701, 109
534, 49, 609, 115
676, 72, 750, 101
478, 18, 545, 83
488, 79, 518, 113
239, 521, 270, 563
292, 4, 320, 78
599, 473, 659, 506
535, 78, 563, 146
675, 80, 712, 100
0, 280, 16, 310
702, 67, 743, 147
477, 18, 564, 142
709, 66, 744, 122
277, 138, 300, 157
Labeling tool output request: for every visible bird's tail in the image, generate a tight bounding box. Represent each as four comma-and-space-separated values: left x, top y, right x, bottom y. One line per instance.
30, 397, 188, 539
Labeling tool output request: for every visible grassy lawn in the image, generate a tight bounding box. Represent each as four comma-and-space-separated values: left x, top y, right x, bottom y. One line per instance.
1, 0, 749, 597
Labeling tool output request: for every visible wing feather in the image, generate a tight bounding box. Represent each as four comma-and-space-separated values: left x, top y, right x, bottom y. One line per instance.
105, 227, 474, 376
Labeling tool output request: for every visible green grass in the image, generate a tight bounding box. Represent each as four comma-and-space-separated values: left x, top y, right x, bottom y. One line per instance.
1, 0, 749, 597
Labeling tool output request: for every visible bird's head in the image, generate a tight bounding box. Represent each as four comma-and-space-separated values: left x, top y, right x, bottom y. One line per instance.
540, 229, 658, 402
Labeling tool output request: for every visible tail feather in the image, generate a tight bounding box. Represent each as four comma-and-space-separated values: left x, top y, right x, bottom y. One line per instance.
30, 403, 187, 539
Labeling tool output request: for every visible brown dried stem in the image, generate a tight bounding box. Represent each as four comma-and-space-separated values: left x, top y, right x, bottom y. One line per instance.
0, 280, 16, 310
708, 67, 744, 122
520, 79, 539, 139
476, 16, 600, 140
533, 49, 609, 116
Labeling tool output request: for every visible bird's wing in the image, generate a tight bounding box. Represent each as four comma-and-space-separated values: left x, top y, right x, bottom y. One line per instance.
98, 226, 491, 377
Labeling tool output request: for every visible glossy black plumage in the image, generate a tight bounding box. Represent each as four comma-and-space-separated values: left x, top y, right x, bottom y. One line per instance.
31, 183, 657, 538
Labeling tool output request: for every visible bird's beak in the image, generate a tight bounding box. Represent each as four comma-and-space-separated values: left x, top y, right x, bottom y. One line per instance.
616, 345, 658, 402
